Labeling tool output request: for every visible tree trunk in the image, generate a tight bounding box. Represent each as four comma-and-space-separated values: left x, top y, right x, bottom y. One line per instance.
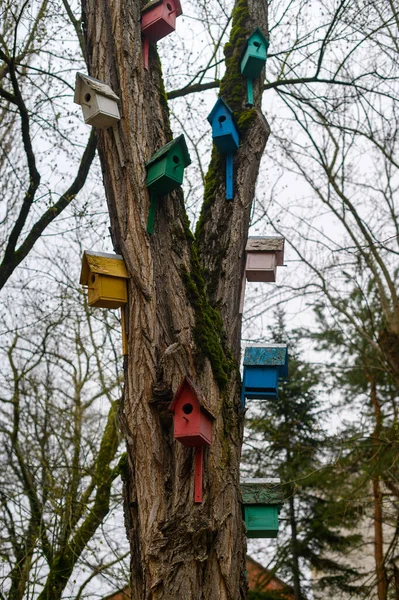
287, 478, 304, 600
82, 0, 269, 598
369, 378, 388, 600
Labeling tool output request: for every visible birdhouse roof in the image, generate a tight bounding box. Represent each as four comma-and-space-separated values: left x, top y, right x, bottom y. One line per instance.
245, 236, 285, 265
74, 73, 120, 105
146, 134, 191, 169
169, 376, 216, 419
240, 478, 283, 505
243, 344, 288, 369
247, 28, 269, 49
207, 97, 238, 127
80, 251, 129, 285
141, 0, 183, 17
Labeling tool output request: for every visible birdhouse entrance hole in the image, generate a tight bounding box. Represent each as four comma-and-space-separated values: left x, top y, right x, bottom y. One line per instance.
85, 93, 91, 102
183, 403, 193, 414
254, 41, 261, 49
167, 3, 172, 9
172, 155, 179, 164
218, 115, 226, 124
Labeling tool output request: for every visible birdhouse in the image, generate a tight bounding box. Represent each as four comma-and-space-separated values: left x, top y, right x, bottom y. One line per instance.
245, 236, 284, 282
240, 29, 269, 106
207, 97, 239, 200
170, 377, 215, 447
239, 236, 285, 313
141, 0, 183, 69
74, 73, 120, 129
207, 97, 239, 155
145, 134, 191, 233
170, 377, 215, 503
80, 251, 128, 309
240, 29, 269, 79
241, 344, 288, 406
241, 478, 283, 539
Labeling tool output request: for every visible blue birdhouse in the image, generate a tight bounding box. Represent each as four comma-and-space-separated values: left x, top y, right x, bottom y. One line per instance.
207, 97, 239, 200
241, 344, 288, 407
240, 29, 269, 106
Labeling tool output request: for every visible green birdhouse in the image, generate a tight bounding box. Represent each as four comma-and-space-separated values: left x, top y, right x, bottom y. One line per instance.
145, 134, 191, 233
240, 28, 269, 79
241, 478, 283, 539
146, 134, 191, 196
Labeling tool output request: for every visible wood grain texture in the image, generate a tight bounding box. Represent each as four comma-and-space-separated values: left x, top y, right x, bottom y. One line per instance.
82, 0, 268, 598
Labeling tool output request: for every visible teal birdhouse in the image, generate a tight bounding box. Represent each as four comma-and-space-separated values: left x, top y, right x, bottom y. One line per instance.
207, 97, 239, 200
145, 134, 191, 233
241, 478, 283, 539
240, 29, 269, 105
241, 344, 288, 407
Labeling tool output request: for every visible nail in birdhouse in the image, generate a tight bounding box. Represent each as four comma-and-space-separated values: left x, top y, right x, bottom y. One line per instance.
207, 97, 239, 200
170, 377, 215, 503
241, 478, 283, 538
241, 344, 288, 406
74, 73, 120, 129
141, 0, 183, 70
239, 236, 284, 313
240, 29, 269, 105
145, 134, 191, 233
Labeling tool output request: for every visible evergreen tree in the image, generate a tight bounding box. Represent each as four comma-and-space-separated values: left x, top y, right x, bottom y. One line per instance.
243, 315, 363, 599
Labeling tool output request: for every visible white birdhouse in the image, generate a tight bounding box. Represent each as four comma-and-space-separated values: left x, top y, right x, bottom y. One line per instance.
74, 73, 120, 129
245, 236, 285, 283
239, 236, 285, 313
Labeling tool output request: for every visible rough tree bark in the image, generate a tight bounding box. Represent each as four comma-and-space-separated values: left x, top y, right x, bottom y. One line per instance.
82, 0, 269, 597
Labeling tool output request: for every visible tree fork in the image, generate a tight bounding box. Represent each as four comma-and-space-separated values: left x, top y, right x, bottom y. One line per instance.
82, 0, 269, 598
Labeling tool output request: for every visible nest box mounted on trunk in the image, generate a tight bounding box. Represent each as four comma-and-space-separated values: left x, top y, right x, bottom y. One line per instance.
241, 478, 283, 538
207, 97, 239, 200
74, 73, 120, 129
145, 134, 191, 233
241, 344, 288, 407
141, 0, 183, 70
240, 29, 269, 106
80, 251, 129, 355
170, 377, 215, 503
239, 236, 285, 313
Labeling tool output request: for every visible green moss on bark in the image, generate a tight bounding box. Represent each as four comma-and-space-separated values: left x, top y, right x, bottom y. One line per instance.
182, 234, 234, 390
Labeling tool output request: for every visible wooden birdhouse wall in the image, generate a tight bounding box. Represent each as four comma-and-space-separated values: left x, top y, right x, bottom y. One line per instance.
89, 273, 127, 309
79, 82, 120, 129
246, 252, 276, 282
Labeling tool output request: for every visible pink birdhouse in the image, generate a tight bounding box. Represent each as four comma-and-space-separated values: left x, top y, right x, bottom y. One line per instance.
170, 377, 215, 503
239, 236, 285, 313
141, 0, 183, 70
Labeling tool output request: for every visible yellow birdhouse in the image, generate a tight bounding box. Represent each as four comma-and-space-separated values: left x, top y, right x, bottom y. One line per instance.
80, 251, 128, 309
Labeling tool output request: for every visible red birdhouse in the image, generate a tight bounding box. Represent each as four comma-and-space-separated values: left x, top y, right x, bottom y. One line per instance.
170, 376, 214, 447
170, 377, 215, 503
141, 0, 183, 70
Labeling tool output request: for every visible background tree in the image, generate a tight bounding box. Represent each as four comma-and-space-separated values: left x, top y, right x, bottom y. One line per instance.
243, 318, 363, 600
0, 269, 129, 599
